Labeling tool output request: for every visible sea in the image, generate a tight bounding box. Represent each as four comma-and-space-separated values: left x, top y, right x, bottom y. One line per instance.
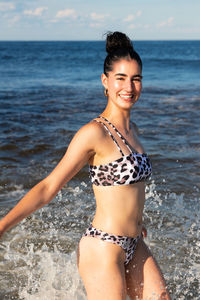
0, 40, 199, 299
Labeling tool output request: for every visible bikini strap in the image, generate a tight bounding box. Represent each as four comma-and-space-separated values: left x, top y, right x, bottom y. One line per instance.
98, 116, 133, 153
93, 119, 124, 156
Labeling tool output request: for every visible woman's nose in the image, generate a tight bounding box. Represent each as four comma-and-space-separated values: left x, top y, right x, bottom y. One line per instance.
125, 79, 134, 91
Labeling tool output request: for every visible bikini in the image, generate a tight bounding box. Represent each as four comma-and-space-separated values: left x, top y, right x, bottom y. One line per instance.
83, 116, 152, 265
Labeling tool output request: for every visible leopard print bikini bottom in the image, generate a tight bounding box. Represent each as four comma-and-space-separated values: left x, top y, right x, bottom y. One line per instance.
83, 224, 140, 265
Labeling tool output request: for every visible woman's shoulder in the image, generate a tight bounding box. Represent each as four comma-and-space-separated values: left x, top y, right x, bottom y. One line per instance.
65, 119, 107, 158
76, 118, 107, 142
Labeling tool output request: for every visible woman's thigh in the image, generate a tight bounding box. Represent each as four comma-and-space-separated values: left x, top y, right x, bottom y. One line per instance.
125, 238, 171, 300
78, 236, 127, 300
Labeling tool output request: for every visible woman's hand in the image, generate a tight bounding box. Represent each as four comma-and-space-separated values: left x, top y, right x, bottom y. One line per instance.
141, 225, 147, 238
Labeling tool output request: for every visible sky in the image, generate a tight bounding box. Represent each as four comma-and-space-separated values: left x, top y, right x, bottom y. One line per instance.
0, 0, 200, 41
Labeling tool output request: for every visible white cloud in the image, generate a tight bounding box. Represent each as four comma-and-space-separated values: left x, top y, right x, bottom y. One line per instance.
175, 26, 200, 34
11, 15, 20, 23
128, 24, 136, 29
50, 19, 58, 23
157, 17, 174, 27
90, 12, 109, 21
143, 24, 150, 29
24, 7, 48, 17
124, 15, 135, 22
0, 2, 15, 11
56, 9, 77, 19
128, 23, 150, 30
123, 11, 142, 22
136, 10, 142, 17
90, 22, 103, 28
8, 15, 20, 27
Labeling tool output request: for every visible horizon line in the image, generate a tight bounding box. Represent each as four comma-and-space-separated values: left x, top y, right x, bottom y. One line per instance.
0, 39, 200, 42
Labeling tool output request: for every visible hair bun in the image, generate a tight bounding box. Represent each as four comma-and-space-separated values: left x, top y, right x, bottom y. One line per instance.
106, 31, 133, 54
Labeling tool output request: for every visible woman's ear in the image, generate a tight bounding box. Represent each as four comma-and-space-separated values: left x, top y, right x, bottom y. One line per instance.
101, 73, 108, 89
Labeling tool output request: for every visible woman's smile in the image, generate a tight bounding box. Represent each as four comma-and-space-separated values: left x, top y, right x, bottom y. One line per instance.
118, 93, 134, 101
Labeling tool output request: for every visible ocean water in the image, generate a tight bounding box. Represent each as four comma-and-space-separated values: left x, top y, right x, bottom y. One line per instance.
0, 40, 199, 299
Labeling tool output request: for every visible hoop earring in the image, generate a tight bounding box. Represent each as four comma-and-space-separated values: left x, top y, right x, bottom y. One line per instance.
104, 89, 108, 97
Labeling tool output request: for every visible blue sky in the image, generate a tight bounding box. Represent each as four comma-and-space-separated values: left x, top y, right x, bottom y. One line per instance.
0, 0, 200, 40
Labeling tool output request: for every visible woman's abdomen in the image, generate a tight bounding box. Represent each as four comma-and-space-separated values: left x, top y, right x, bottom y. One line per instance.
92, 182, 145, 237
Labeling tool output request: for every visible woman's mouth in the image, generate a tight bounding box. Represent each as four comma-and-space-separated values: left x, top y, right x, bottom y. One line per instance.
119, 94, 134, 101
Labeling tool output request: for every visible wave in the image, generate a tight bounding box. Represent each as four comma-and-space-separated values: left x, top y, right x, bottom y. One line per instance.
143, 86, 200, 95
0, 182, 199, 299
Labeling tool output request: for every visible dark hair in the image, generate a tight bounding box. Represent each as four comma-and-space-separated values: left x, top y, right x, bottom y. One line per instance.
104, 31, 142, 76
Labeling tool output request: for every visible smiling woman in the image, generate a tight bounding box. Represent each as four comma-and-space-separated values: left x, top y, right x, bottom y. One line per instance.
0, 31, 171, 300
78, 32, 171, 299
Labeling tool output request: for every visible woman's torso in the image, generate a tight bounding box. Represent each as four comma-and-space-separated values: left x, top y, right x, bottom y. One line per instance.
88, 116, 152, 237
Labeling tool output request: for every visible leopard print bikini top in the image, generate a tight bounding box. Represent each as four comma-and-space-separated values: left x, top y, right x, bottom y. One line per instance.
89, 116, 152, 186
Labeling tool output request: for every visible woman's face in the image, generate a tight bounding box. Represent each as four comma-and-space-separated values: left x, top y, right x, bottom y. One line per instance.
101, 59, 142, 109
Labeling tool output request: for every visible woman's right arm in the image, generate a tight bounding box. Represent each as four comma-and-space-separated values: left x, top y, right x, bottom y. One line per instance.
0, 178, 58, 236
0, 122, 102, 238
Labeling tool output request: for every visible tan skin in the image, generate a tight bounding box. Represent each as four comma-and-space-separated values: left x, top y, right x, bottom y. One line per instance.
0, 58, 171, 299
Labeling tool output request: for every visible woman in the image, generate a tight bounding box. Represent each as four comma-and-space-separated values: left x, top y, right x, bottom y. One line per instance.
0, 32, 171, 299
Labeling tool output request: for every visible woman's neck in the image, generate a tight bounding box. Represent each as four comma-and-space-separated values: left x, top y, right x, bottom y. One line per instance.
100, 107, 131, 133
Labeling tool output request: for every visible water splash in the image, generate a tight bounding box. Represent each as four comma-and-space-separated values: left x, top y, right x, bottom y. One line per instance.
19, 249, 86, 300
144, 181, 200, 299
0, 181, 199, 299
